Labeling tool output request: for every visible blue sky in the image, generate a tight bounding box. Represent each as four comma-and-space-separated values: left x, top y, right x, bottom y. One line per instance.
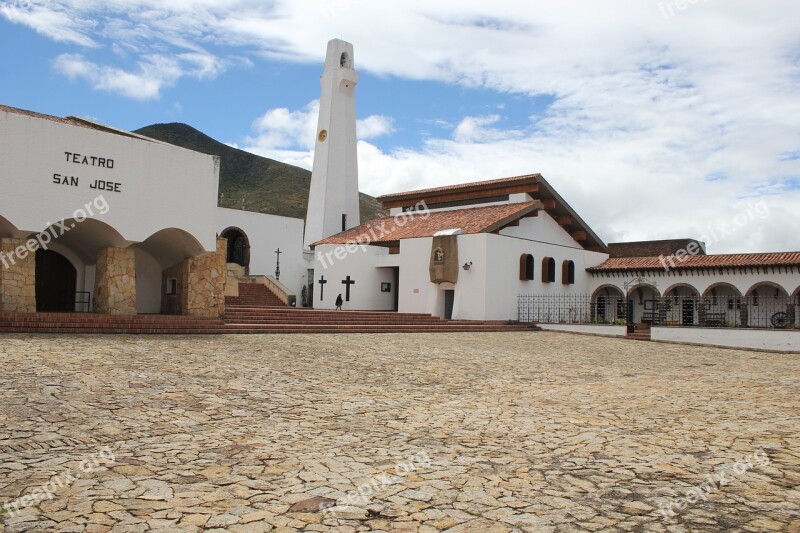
1, 0, 799, 252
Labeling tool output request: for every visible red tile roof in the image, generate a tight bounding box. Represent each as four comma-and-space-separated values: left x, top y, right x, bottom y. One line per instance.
313, 202, 539, 247
376, 173, 540, 202
588, 252, 800, 272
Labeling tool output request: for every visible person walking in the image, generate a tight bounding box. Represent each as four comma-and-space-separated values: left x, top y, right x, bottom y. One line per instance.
335, 293, 343, 310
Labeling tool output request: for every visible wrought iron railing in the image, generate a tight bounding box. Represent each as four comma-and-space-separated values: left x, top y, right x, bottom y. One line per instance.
518, 294, 799, 329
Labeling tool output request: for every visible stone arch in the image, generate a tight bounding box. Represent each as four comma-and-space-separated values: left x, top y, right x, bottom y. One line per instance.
625, 283, 661, 299
131, 228, 208, 314
744, 282, 792, 329
24, 218, 128, 313
745, 281, 790, 298
701, 282, 742, 298
0, 213, 19, 239
591, 284, 625, 300
591, 285, 625, 323
30, 217, 128, 265
662, 283, 700, 326
662, 283, 701, 298
220, 226, 250, 269
135, 228, 207, 270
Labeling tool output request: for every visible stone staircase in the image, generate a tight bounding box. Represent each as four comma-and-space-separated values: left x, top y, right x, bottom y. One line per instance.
225, 283, 286, 308
222, 306, 540, 334
0, 308, 539, 335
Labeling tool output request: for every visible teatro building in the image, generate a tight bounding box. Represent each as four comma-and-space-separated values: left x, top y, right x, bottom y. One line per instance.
0, 104, 304, 319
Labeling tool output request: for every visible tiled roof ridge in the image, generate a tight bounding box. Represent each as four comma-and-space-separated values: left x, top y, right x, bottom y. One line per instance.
588, 251, 800, 271
312, 201, 537, 247
376, 173, 540, 200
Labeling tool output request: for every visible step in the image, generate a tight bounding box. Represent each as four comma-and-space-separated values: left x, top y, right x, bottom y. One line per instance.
226, 283, 286, 308
0, 309, 539, 335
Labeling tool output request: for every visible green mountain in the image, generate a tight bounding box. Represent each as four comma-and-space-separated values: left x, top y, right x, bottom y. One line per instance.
133, 123, 384, 222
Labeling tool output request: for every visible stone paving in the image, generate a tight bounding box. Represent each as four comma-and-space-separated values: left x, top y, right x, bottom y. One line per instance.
0, 332, 798, 532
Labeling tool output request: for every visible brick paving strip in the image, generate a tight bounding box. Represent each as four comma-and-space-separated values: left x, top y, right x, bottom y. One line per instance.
0, 332, 798, 532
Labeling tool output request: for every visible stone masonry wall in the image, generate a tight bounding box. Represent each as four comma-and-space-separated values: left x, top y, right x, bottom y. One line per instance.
0, 237, 37, 312
94, 247, 137, 314
161, 238, 226, 318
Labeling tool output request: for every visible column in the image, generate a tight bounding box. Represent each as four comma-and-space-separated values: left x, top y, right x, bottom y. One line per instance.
94, 247, 137, 314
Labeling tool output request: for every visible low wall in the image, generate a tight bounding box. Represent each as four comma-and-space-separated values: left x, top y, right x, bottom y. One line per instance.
652, 327, 800, 353
539, 324, 627, 337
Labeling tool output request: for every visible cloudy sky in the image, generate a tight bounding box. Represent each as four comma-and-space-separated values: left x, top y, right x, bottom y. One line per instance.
2, 0, 799, 253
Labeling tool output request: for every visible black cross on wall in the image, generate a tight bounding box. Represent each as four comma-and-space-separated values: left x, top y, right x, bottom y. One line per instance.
341, 276, 355, 301
318, 276, 327, 301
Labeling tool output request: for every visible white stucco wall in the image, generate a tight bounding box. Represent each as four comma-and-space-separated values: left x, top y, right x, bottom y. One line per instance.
133, 248, 163, 314
539, 324, 627, 337
499, 211, 586, 249
0, 109, 219, 251
312, 243, 396, 310
217, 207, 307, 297
652, 327, 800, 352
395, 237, 438, 316
485, 234, 608, 321
395, 233, 607, 321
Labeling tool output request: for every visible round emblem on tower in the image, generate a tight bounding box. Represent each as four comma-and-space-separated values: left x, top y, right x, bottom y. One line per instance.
318, 129, 328, 142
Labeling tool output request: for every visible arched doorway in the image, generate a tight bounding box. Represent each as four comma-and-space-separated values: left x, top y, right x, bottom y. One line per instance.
701, 283, 744, 327
132, 228, 208, 314
746, 282, 791, 329
221, 227, 250, 268
591, 285, 625, 324
663, 283, 701, 326
626, 284, 661, 325
35, 249, 77, 312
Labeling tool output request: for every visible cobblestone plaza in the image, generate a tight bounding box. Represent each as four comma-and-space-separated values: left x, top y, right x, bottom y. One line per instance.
1, 332, 798, 532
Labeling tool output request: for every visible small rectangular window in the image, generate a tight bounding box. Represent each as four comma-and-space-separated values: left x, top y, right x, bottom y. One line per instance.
166, 278, 178, 295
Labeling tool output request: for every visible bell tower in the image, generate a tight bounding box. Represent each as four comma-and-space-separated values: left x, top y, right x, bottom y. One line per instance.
303, 39, 360, 249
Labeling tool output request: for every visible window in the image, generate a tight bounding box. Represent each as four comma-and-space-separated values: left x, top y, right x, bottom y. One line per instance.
561, 260, 575, 285
519, 254, 534, 280
542, 257, 556, 283
166, 278, 178, 296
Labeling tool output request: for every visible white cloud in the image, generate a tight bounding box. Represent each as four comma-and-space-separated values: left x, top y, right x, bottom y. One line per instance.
453, 114, 524, 143
357, 115, 394, 140
52, 52, 224, 100
4, 0, 800, 251
0, 3, 97, 47
243, 99, 397, 163
248, 99, 319, 153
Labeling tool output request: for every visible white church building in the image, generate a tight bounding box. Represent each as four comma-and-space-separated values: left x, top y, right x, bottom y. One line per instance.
1, 38, 798, 349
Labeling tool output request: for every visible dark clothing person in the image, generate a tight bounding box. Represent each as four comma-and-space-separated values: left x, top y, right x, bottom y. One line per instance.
335, 294, 343, 310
